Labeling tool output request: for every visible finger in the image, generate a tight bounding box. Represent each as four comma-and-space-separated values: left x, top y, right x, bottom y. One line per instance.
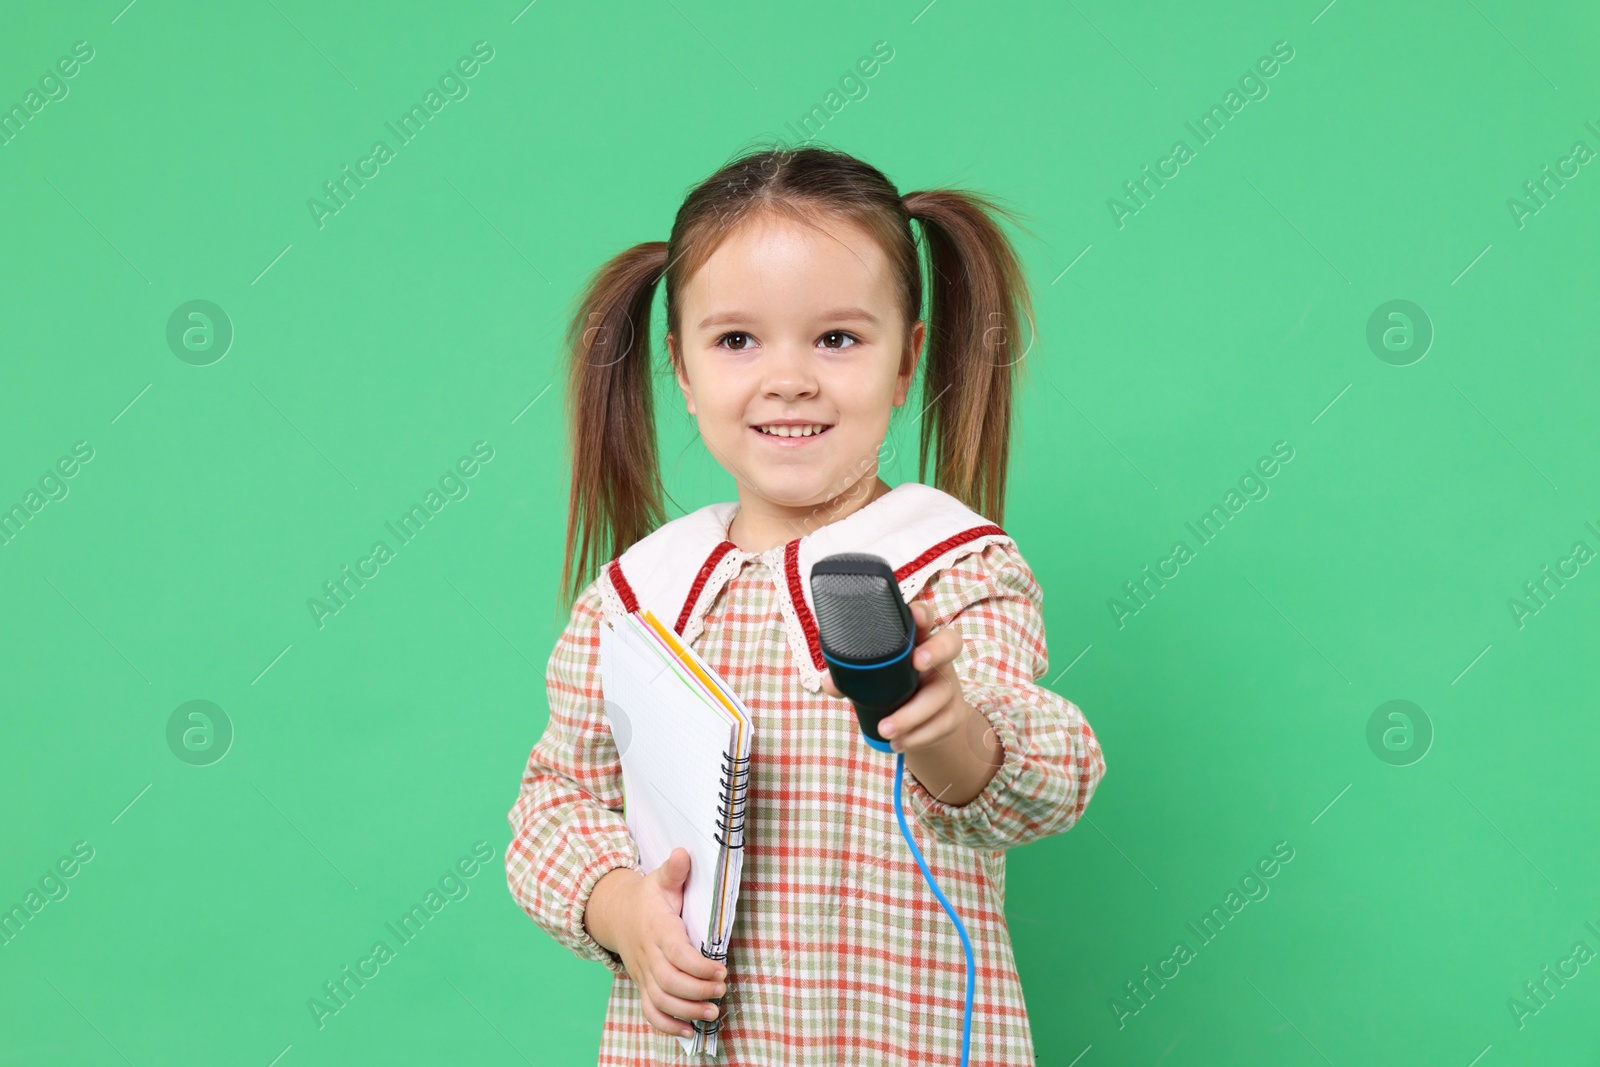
820, 670, 843, 699
658, 958, 727, 1004
666, 936, 728, 982
909, 601, 935, 643
912, 626, 963, 673
652, 844, 691, 895
649, 847, 691, 888
646, 974, 722, 1026
879, 678, 947, 741
640, 991, 697, 1038
898, 694, 967, 752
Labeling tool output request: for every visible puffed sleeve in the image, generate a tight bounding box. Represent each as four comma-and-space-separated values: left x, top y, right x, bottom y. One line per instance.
898, 540, 1107, 851
504, 580, 639, 976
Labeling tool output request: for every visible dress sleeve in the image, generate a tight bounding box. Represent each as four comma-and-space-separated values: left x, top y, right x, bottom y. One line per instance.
504, 580, 639, 977
898, 540, 1108, 851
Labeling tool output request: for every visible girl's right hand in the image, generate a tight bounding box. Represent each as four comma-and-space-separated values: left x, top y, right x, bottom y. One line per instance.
614, 847, 728, 1038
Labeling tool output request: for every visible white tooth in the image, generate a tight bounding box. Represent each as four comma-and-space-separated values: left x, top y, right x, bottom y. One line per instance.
758, 424, 828, 437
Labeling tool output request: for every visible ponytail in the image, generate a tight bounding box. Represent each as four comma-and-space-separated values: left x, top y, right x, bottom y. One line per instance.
559, 241, 670, 612
900, 189, 1036, 531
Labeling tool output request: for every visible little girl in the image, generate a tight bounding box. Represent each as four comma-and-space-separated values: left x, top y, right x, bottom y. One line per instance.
505, 145, 1107, 1065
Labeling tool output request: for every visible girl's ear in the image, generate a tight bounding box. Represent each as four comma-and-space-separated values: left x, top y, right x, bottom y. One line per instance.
893, 320, 926, 407
668, 332, 697, 416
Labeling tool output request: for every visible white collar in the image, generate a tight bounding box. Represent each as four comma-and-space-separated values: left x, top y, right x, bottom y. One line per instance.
598, 481, 1012, 693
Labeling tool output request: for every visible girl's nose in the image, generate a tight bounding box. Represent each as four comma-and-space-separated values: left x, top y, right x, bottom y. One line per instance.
760, 343, 818, 400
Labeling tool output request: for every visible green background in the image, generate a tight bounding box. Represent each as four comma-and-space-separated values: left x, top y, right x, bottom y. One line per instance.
3, 0, 1597, 1063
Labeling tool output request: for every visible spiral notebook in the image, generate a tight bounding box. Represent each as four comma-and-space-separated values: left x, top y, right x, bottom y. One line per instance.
598, 608, 753, 1057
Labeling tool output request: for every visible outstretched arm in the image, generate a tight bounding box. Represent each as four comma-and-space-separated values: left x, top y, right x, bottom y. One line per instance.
882, 540, 1108, 852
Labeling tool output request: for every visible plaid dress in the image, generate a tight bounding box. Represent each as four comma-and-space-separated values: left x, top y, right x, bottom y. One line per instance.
506, 496, 1107, 1065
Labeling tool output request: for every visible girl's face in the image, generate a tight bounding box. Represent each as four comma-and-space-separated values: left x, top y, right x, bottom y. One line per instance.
669, 211, 924, 521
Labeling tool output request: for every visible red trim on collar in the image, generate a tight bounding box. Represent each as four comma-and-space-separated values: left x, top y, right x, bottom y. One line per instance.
786, 524, 1006, 674
784, 539, 827, 671
607, 559, 639, 614
894, 524, 1007, 582
676, 540, 738, 634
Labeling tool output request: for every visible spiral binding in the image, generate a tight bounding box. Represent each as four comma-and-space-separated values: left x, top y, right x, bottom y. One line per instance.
712, 750, 750, 849
694, 934, 731, 1040
697, 747, 746, 1050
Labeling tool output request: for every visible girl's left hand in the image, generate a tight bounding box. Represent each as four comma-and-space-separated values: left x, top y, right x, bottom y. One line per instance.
820, 601, 972, 754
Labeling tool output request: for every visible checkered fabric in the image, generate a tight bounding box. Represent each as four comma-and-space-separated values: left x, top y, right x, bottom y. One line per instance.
506, 538, 1107, 1064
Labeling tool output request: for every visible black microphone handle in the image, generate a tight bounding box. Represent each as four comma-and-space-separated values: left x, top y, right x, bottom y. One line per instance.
824, 649, 919, 746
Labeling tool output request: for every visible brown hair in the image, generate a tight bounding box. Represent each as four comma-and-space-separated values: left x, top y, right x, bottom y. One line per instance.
559, 143, 1037, 611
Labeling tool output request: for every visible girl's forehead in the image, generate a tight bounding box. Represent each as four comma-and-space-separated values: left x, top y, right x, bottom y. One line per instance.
681, 215, 897, 317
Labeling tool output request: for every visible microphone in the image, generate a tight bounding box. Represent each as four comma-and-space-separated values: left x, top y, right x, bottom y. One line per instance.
809, 552, 919, 753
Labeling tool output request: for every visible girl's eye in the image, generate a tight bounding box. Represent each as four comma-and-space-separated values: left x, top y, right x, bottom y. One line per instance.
713, 331, 861, 351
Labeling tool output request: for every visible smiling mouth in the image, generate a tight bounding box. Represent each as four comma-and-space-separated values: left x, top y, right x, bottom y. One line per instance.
752, 423, 833, 438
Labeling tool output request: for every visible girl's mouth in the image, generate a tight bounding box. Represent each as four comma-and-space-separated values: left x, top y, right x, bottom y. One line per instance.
752, 423, 833, 446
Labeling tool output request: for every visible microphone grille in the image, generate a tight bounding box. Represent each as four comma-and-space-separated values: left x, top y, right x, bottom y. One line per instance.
810, 553, 909, 661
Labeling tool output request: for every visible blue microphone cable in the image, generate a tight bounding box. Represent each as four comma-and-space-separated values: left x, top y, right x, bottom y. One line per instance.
890, 749, 975, 1067
809, 551, 976, 1064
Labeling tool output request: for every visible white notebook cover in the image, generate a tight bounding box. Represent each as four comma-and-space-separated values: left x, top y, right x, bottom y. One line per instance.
599, 611, 752, 1056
